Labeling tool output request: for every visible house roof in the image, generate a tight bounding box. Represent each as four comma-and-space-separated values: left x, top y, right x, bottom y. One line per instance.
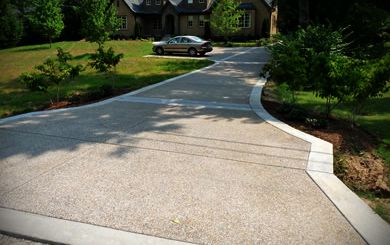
122, 0, 273, 14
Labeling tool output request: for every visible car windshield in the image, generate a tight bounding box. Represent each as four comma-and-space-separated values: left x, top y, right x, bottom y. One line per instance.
189, 36, 204, 43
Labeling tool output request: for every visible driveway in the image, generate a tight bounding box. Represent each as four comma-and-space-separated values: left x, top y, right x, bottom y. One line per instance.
0, 48, 364, 244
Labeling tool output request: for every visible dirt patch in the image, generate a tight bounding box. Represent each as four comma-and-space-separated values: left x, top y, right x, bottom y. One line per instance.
262, 81, 390, 223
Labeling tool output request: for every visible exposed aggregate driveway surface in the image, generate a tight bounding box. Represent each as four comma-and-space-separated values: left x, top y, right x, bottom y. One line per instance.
0, 48, 365, 244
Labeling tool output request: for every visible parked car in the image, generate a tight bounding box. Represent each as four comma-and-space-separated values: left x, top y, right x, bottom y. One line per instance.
152, 36, 213, 57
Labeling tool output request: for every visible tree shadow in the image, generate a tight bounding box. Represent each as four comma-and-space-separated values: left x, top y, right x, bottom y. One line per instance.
72, 53, 92, 60
0, 47, 309, 195
12, 46, 50, 52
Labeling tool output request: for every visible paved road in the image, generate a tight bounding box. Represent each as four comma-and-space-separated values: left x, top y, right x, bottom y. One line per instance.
0, 48, 365, 244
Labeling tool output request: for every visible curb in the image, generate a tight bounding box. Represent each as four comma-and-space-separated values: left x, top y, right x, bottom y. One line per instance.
250, 77, 390, 245
0, 208, 191, 245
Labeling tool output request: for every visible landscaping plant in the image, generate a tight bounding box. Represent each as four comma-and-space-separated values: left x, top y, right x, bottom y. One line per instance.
19, 48, 83, 103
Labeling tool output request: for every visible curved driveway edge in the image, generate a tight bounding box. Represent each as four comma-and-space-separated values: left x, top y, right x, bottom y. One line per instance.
250, 77, 390, 245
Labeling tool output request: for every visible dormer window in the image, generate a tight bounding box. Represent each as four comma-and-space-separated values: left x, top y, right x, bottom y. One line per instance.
156, 0, 161, 4
199, 0, 204, 3
188, 0, 193, 4
146, 0, 151, 5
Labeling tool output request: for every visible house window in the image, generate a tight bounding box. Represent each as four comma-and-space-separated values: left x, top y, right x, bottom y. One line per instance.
188, 0, 193, 4
156, 0, 161, 5
239, 12, 251, 28
118, 16, 127, 30
199, 15, 204, 27
153, 19, 162, 29
199, 0, 204, 3
146, 0, 151, 5
187, 16, 193, 28
116, 0, 120, 7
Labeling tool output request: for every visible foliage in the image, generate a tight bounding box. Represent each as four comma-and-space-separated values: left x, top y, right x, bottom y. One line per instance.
19, 48, 83, 102
210, 0, 243, 42
344, 55, 390, 123
276, 83, 295, 104
0, 0, 23, 48
261, 33, 308, 98
263, 25, 352, 118
80, 0, 119, 46
89, 46, 124, 73
344, 2, 389, 59
19, 72, 48, 92
29, 0, 64, 48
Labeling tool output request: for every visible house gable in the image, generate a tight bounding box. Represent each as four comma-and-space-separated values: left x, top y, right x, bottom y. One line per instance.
116, 0, 276, 38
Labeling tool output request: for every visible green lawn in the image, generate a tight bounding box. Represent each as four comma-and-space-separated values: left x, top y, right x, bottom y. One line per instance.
295, 90, 390, 163
0, 40, 213, 118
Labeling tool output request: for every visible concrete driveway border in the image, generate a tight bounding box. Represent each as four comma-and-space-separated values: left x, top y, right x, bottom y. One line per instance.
250, 77, 390, 245
0, 208, 191, 245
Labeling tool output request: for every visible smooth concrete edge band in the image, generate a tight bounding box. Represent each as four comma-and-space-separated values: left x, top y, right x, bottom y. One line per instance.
0, 208, 191, 245
250, 77, 390, 245
117, 96, 252, 111
0, 47, 258, 125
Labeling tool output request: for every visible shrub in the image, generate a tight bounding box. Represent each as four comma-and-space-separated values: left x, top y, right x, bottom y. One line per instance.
89, 46, 123, 73
19, 48, 84, 102
19, 72, 48, 92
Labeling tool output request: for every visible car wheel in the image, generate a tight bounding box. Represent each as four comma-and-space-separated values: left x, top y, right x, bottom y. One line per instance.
188, 48, 197, 57
156, 47, 164, 55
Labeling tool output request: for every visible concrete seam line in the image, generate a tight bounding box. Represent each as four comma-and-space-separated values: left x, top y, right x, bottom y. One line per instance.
0, 48, 255, 125
249, 77, 390, 245
0, 207, 193, 245
116, 96, 252, 111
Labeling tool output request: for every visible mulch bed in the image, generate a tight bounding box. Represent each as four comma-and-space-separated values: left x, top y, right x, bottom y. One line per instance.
262, 82, 390, 222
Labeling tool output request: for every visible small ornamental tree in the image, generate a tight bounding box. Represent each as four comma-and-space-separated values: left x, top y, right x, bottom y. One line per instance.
80, 0, 119, 47
210, 0, 243, 43
20, 48, 83, 103
29, 0, 64, 48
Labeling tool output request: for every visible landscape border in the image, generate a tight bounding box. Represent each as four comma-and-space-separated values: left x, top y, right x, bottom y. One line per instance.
250, 77, 390, 245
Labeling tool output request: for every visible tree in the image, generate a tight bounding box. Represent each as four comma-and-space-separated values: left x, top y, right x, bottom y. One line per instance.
0, 0, 23, 48
210, 0, 243, 42
29, 0, 64, 48
80, 0, 119, 47
20, 48, 83, 103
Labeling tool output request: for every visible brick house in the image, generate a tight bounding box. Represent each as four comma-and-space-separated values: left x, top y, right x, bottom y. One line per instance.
115, 0, 277, 39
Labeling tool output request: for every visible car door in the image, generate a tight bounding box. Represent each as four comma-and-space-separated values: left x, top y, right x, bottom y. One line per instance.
165, 37, 181, 53
179, 37, 192, 53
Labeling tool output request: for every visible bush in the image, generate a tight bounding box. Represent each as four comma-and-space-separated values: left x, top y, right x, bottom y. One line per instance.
276, 82, 295, 104
19, 48, 84, 102
19, 72, 48, 92
263, 25, 351, 118
89, 46, 123, 73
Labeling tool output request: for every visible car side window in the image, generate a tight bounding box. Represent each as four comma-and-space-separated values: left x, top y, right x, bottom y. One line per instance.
181, 38, 191, 43
168, 37, 181, 44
